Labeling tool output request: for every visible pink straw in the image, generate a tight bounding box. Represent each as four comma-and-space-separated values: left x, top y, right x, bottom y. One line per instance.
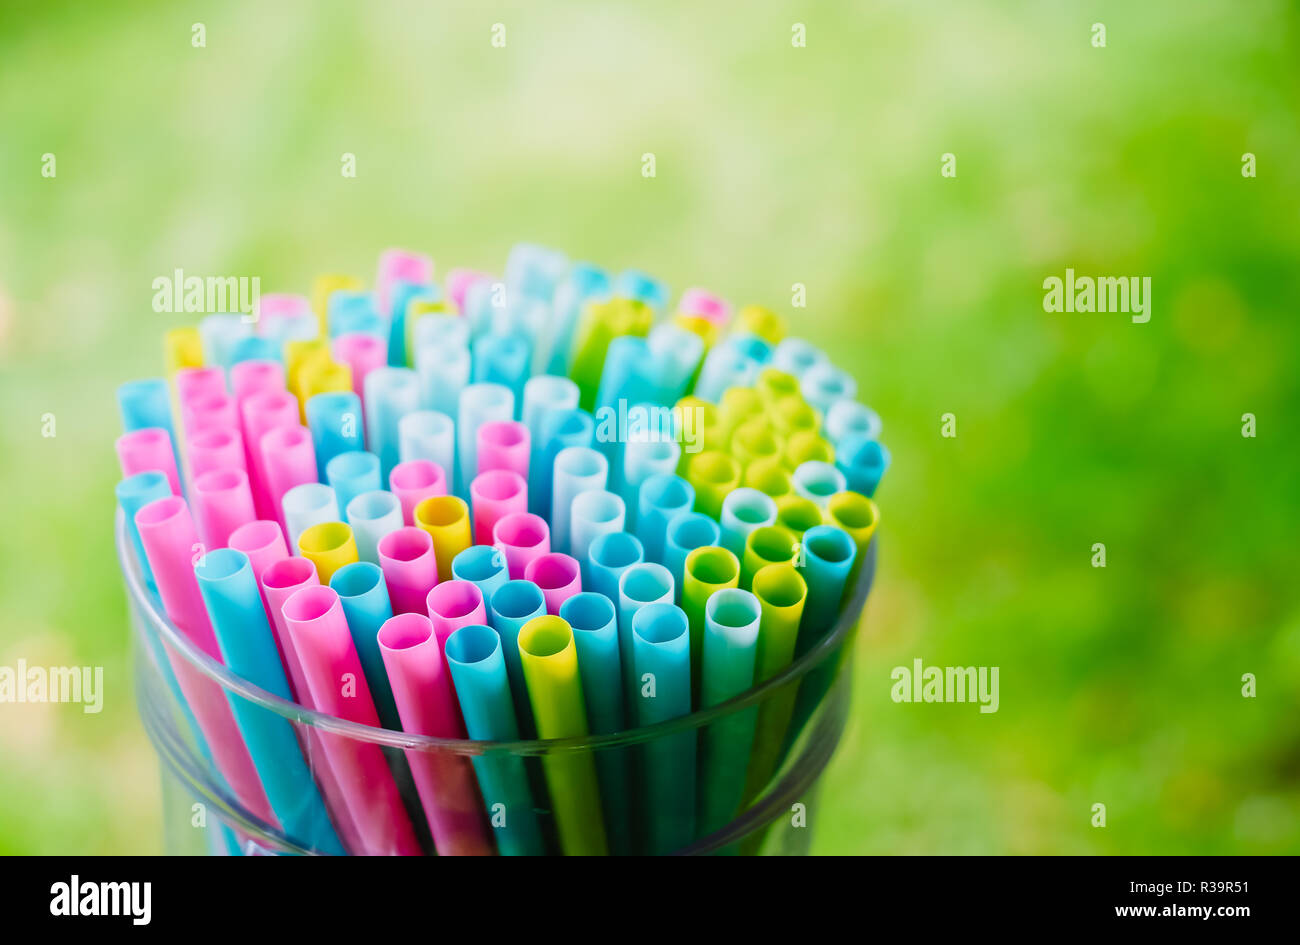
469, 469, 527, 545
444, 268, 490, 314
134, 496, 274, 826
259, 425, 318, 535
282, 585, 422, 856
476, 420, 530, 481
240, 390, 301, 519
376, 249, 434, 314
230, 359, 286, 403
175, 366, 226, 403
187, 427, 246, 480
116, 428, 181, 496
377, 613, 493, 855
228, 520, 291, 668
492, 512, 551, 580
333, 332, 387, 403
524, 552, 582, 615
388, 459, 447, 527
377, 527, 439, 615
191, 468, 256, 549
426, 580, 487, 655
181, 391, 239, 438
255, 293, 312, 334
679, 287, 732, 327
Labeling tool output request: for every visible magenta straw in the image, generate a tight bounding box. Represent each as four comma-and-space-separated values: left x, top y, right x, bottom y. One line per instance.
524, 552, 582, 615
388, 459, 448, 527
181, 391, 239, 438
256, 293, 312, 333
376, 249, 434, 314
492, 512, 551, 580
476, 420, 530, 480
445, 268, 490, 313
240, 389, 301, 518
377, 613, 493, 855
282, 585, 422, 856
187, 427, 246, 480
377, 527, 439, 615
175, 366, 226, 403
227, 520, 292, 667
469, 469, 527, 546
679, 287, 732, 327
116, 428, 181, 496
334, 332, 387, 403
259, 425, 319, 535
426, 580, 487, 655
191, 468, 257, 549
230, 359, 286, 403
134, 496, 275, 825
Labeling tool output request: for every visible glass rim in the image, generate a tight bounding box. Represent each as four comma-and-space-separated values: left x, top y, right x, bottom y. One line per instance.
116, 508, 873, 756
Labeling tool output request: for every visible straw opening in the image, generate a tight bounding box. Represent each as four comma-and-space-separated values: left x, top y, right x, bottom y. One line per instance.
829, 492, 877, 530
390, 460, 439, 490
282, 585, 338, 623
518, 616, 572, 658
668, 514, 717, 551
428, 580, 483, 620
195, 548, 245, 581
377, 613, 433, 651
194, 468, 245, 492
445, 624, 500, 665
753, 565, 806, 608
561, 592, 615, 632
299, 521, 352, 554
492, 580, 544, 620
748, 525, 795, 563
633, 603, 688, 645
229, 520, 282, 553
378, 527, 432, 562
328, 451, 378, 480
473, 470, 524, 502
348, 490, 399, 522
591, 531, 641, 568
573, 491, 623, 524
622, 564, 672, 603
455, 545, 504, 582
261, 556, 315, 590
495, 514, 547, 548
415, 495, 466, 528
707, 589, 760, 629
644, 475, 690, 509
529, 554, 578, 590
135, 495, 185, 526
806, 526, 855, 565
687, 546, 738, 586
331, 561, 383, 598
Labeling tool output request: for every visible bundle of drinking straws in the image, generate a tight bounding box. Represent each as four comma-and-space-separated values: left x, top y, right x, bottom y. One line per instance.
113, 245, 888, 856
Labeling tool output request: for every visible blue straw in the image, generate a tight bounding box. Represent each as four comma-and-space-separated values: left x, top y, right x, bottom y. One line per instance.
799, 362, 858, 415
771, 337, 828, 379
396, 409, 455, 476
194, 549, 344, 854
635, 474, 695, 563
645, 322, 704, 404
115, 471, 172, 593
615, 269, 670, 314
569, 490, 626, 583
795, 525, 857, 655
457, 383, 514, 499
116, 379, 180, 475
522, 375, 580, 496
662, 512, 721, 603
198, 314, 251, 372
229, 335, 282, 366
472, 333, 530, 409
306, 391, 366, 481
694, 344, 759, 403
532, 407, 594, 517
719, 487, 778, 559
415, 342, 470, 418
344, 490, 403, 564
615, 562, 674, 718
835, 434, 891, 497
620, 439, 681, 529
824, 399, 883, 449
325, 451, 381, 525
328, 290, 385, 340
444, 623, 546, 855
363, 367, 420, 482
586, 531, 644, 604
543, 262, 610, 375
329, 562, 401, 730
387, 280, 440, 368
550, 446, 608, 555
506, 242, 567, 302
485, 579, 546, 739
412, 312, 470, 358
263, 311, 318, 348
452, 544, 509, 604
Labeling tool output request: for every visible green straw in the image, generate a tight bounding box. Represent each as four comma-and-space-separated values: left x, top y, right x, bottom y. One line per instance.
681, 545, 740, 703
740, 524, 798, 590
685, 450, 741, 520
570, 297, 653, 410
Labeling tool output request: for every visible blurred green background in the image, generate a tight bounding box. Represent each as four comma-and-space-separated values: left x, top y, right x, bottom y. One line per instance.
1, 0, 1297, 854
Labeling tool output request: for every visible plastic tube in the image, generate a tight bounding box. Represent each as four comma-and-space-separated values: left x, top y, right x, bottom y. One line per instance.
297, 521, 358, 584
117, 378, 180, 478
191, 468, 256, 549
388, 458, 448, 527
532, 407, 595, 518
698, 588, 761, 835
281, 483, 340, 552
181, 391, 240, 439
226, 519, 291, 671
425, 580, 487, 672
543, 263, 610, 375
476, 420, 530, 481
681, 545, 740, 701
524, 552, 582, 616
799, 362, 857, 416
491, 512, 550, 580
825, 399, 883, 446
771, 337, 828, 379
775, 493, 824, 540
414, 495, 472, 586
376, 248, 434, 317
794, 525, 857, 654
164, 328, 204, 376
198, 314, 251, 371
412, 311, 470, 359
329, 561, 400, 729
521, 375, 579, 460
792, 460, 847, 508
325, 450, 382, 525
826, 491, 879, 587
743, 457, 794, 501
344, 490, 404, 564
620, 439, 681, 529
719, 487, 778, 559
328, 291, 384, 340
389, 282, 440, 368
363, 367, 420, 482
457, 383, 514, 498
517, 615, 608, 855
685, 450, 741, 520
450, 544, 509, 604
230, 359, 285, 403
662, 512, 721, 601
718, 388, 764, 444
585, 530, 644, 604
550, 446, 607, 555
470, 470, 527, 546
305, 390, 366, 481
693, 344, 757, 403
835, 434, 890, 497
187, 427, 246, 480
569, 490, 625, 578
396, 409, 455, 477
175, 366, 226, 404
485, 579, 546, 738
116, 471, 172, 592
740, 524, 798, 590
784, 430, 835, 470
635, 474, 694, 564
616, 562, 674, 718
771, 395, 820, 439
415, 342, 471, 419
259, 424, 319, 535
730, 417, 783, 468
377, 526, 439, 615
334, 332, 388, 404
472, 333, 530, 405
116, 428, 182, 496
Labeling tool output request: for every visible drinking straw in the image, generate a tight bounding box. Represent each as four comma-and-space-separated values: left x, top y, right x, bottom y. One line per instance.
198, 313, 251, 370
793, 524, 857, 657
461, 278, 501, 338
571, 297, 653, 410
414, 495, 472, 585
116, 428, 181, 496
550, 446, 607, 555
558, 592, 632, 854
740, 524, 798, 590
226, 520, 291, 670
826, 491, 880, 586
594, 334, 647, 411
334, 332, 387, 403
686, 451, 741, 520
679, 287, 731, 327
264, 310, 320, 349
630, 603, 695, 854
305, 391, 365, 480
397, 409, 455, 478
281, 586, 422, 856
569, 490, 625, 577
230, 359, 286, 403
388, 459, 447, 526
301, 358, 356, 421
117, 377, 175, 434
521, 374, 580, 464
799, 362, 857, 415
635, 474, 695, 563
485, 579, 546, 738
543, 262, 610, 375
694, 344, 757, 403
444, 268, 488, 313
328, 290, 384, 339
784, 430, 835, 469
457, 383, 514, 497
363, 367, 420, 481
194, 549, 344, 854
191, 468, 256, 549
412, 306, 468, 354
620, 439, 681, 528
325, 450, 381, 524
506, 242, 566, 301
164, 327, 204, 376
297, 521, 358, 584
282, 483, 340, 552
697, 588, 762, 837
615, 269, 670, 313
718, 388, 764, 444
646, 322, 706, 404
451, 545, 509, 603
256, 292, 312, 339
284, 339, 328, 406
674, 313, 720, 353
681, 545, 740, 701
825, 399, 882, 446
413, 336, 470, 416
662, 512, 722, 601
470, 470, 527, 546
311, 274, 363, 334
719, 487, 778, 558
188, 428, 246, 480
443, 624, 545, 855
491, 512, 550, 580
736, 305, 785, 345
229, 334, 283, 366
532, 408, 595, 518
673, 395, 722, 459
477, 420, 530, 481
517, 615, 608, 855
329, 562, 401, 729
525, 552, 582, 616
742, 563, 808, 802
771, 337, 828, 379
775, 494, 824, 540
472, 334, 531, 405
117, 471, 172, 592
835, 434, 890, 497
742, 456, 794, 501
259, 425, 319, 534
389, 283, 440, 368
756, 367, 801, 407
345, 490, 403, 564
181, 391, 240, 439
134, 496, 275, 827
771, 395, 820, 438
259, 557, 326, 714
376, 248, 434, 316
239, 390, 300, 517
724, 331, 773, 365
791, 460, 848, 508
585, 530, 644, 604
616, 562, 674, 716
176, 365, 227, 403
377, 527, 439, 615
730, 418, 784, 468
